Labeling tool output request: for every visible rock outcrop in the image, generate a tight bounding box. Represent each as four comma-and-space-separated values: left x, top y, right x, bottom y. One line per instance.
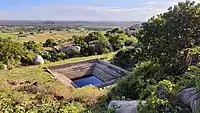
60, 46, 81, 55
177, 87, 200, 113
108, 88, 200, 113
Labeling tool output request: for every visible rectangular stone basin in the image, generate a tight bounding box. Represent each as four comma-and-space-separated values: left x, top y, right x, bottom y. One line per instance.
46, 59, 128, 88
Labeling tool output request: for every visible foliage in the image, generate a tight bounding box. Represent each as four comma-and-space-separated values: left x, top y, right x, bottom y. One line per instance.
0, 37, 24, 66
0, 88, 86, 113
20, 50, 34, 66
138, 1, 200, 75
73, 32, 111, 55
124, 36, 138, 46
44, 38, 57, 47
112, 47, 142, 70
95, 34, 111, 54
105, 28, 124, 37
138, 80, 191, 113
108, 34, 128, 51
184, 66, 200, 91
84, 32, 105, 43
23, 40, 42, 53
41, 52, 52, 61
112, 61, 164, 100
86, 32, 111, 55
55, 52, 67, 61
73, 35, 89, 56
0, 61, 5, 70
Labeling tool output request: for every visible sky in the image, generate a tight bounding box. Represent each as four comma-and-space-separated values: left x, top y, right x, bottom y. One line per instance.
0, 0, 198, 21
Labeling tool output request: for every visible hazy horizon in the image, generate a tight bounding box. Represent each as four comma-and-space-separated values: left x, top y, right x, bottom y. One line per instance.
0, 0, 192, 21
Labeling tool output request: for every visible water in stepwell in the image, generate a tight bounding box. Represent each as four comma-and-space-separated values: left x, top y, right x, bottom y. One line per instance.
73, 74, 103, 87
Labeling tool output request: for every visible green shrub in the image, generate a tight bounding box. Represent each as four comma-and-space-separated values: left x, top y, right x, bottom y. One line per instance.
0, 62, 4, 70
44, 38, 57, 47
185, 66, 200, 91
108, 34, 127, 51
139, 80, 191, 113
41, 53, 52, 60
73, 35, 89, 56
0, 37, 24, 66
73, 32, 111, 56
23, 41, 42, 53
55, 52, 67, 61
112, 61, 164, 100
20, 51, 34, 66
112, 47, 141, 70
138, 1, 200, 75
97, 34, 111, 54
124, 36, 138, 46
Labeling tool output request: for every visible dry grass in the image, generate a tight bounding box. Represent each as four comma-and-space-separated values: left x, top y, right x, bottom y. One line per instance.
0, 52, 115, 102
0, 32, 18, 38
18, 31, 89, 43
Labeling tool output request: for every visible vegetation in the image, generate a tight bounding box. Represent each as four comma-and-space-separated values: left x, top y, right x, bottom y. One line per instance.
44, 38, 57, 47
23, 41, 42, 53
0, 52, 115, 112
1, 1, 200, 113
138, 1, 200, 75
0, 38, 25, 66
109, 1, 200, 113
112, 47, 141, 70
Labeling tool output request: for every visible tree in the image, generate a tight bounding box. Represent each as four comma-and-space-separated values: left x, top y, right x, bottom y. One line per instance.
73, 35, 88, 55
24, 41, 42, 53
112, 47, 142, 70
84, 32, 103, 43
0, 38, 24, 66
124, 36, 138, 46
96, 34, 110, 54
138, 1, 200, 75
44, 38, 57, 47
108, 34, 128, 51
82, 32, 111, 55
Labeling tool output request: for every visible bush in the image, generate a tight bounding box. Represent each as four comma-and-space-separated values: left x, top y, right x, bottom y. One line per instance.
20, 51, 34, 66
73, 35, 88, 56
41, 52, 52, 60
138, 1, 200, 75
23, 41, 42, 53
112, 61, 164, 100
183, 66, 200, 91
73, 32, 111, 56
124, 36, 138, 46
139, 80, 191, 113
86, 32, 111, 55
0, 38, 24, 66
112, 47, 141, 70
0, 61, 4, 70
55, 52, 67, 61
96, 34, 111, 54
44, 38, 57, 47
108, 34, 127, 51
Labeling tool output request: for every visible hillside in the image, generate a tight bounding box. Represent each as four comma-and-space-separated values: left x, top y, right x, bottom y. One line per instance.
0, 53, 115, 112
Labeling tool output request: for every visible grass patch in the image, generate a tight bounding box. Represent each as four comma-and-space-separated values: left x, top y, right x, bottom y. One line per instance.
0, 52, 115, 112
0, 32, 18, 38
18, 31, 89, 43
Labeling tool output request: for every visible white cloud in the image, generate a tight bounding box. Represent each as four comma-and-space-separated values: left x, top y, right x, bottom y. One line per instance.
0, 4, 167, 21
1, 0, 200, 21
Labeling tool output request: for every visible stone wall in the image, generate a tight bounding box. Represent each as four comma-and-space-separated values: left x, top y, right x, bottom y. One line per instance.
48, 60, 95, 80
47, 59, 128, 88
